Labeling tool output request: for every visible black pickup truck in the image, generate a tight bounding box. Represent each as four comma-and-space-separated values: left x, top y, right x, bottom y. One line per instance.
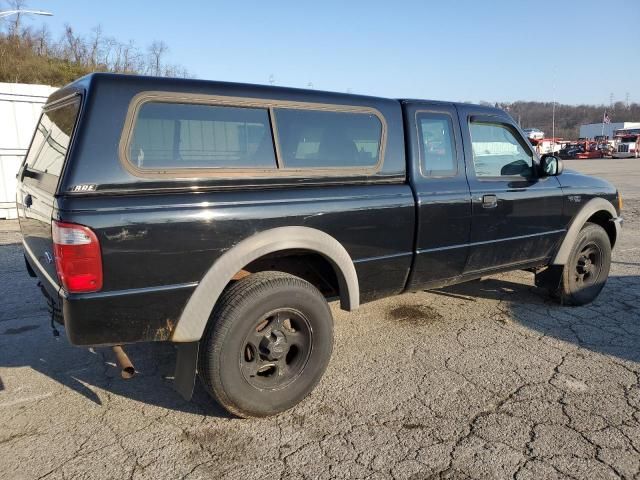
16, 73, 623, 417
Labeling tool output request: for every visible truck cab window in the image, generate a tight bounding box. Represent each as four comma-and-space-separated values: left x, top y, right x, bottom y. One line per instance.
417, 113, 457, 177
469, 122, 533, 177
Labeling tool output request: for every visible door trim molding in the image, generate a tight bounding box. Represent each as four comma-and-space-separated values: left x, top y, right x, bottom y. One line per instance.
417, 228, 566, 254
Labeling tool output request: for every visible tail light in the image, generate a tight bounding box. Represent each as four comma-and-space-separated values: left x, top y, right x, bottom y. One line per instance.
52, 221, 103, 293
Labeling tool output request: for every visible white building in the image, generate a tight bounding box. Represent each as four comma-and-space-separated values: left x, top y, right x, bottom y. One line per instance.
579, 122, 640, 139
0, 83, 57, 219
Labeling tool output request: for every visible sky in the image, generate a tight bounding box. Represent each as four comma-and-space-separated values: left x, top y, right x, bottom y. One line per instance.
7, 0, 640, 105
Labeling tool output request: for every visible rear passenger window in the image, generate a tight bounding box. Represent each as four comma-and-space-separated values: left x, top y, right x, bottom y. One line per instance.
417, 113, 457, 176
274, 109, 382, 169
469, 122, 533, 177
129, 103, 276, 169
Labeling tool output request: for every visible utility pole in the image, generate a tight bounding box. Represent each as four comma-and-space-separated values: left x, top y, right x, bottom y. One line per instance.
551, 68, 556, 150
626, 92, 630, 109
610, 93, 614, 108
552, 101, 555, 144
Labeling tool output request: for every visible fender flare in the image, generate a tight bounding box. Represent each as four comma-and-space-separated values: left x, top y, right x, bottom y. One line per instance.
552, 197, 620, 265
171, 226, 359, 342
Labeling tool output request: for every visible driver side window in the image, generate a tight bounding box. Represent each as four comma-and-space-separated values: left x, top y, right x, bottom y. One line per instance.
469, 122, 533, 177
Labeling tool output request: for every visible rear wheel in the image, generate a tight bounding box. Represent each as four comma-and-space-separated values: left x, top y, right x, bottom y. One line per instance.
198, 271, 333, 418
556, 222, 611, 306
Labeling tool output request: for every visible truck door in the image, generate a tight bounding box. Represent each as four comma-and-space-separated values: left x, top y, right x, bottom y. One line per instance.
457, 106, 565, 273
404, 102, 472, 290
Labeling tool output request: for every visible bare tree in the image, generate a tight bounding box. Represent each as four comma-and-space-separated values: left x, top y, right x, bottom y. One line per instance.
0, 19, 191, 84
62, 24, 85, 63
89, 24, 102, 67
101, 35, 117, 69
33, 23, 50, 55
122, 40, 138, 73
7, 0, 28, 37
147, 40, 167, 76
163, 63, 191, 78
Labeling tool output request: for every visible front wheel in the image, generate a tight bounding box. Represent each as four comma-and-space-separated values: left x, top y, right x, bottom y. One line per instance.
198, 271, 334, 418
556, 222, 611, 306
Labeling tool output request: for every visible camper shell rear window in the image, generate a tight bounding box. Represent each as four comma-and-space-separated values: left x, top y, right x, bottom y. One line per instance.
23, 97, 81, 192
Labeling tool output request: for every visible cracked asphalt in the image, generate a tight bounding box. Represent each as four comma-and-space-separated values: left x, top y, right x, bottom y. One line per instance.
1, 159, 639, 480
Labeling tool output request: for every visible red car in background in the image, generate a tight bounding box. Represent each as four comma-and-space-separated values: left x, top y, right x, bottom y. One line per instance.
575, 141, 604, 159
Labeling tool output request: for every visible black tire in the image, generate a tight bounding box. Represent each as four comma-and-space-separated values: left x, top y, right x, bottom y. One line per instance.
198, 271, 333, 418
556, 222, 611, 306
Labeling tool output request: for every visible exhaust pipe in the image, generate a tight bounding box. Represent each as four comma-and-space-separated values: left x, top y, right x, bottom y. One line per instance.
112, 345, 135, 379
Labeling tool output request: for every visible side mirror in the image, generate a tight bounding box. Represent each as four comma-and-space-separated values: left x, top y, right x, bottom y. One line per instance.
540, 155, 563, 176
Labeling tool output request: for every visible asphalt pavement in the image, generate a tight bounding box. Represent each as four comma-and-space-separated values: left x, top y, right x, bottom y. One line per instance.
1, 159, 639, 479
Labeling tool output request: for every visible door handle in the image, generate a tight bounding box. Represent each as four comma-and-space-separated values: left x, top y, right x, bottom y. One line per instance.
481, 194, 498, 208
24, 194, 33, 208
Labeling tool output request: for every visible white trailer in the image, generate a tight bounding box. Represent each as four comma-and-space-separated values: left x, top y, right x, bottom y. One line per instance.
0, 83, 57, 219
580, 122, 640, 139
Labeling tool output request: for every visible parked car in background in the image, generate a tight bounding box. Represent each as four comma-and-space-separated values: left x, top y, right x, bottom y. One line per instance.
523, 128, 544, 140
598, 143, 615, 157
576, 141, 604, 159
559, 143, 584, 159
16, 73, 623, 418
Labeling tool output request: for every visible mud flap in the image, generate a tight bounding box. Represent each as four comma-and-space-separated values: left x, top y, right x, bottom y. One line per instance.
24, 255, 37, 277
174, 342, 199, 401
535, 265, 563, 291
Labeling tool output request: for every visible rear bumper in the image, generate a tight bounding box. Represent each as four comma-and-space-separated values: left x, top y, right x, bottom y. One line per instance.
62, 283, 197, 346
28, 283, 196, 347
24, 239, 197, 346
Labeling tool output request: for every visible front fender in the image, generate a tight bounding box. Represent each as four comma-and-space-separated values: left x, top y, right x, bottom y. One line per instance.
552, 197, 620, 265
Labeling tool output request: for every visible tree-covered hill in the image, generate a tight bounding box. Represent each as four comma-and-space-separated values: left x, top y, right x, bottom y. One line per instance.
500, 101, 640, 140
0, 13, 188, 86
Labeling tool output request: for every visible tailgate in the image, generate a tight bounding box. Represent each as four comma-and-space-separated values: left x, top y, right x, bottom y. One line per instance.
16, 96, 81, 295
